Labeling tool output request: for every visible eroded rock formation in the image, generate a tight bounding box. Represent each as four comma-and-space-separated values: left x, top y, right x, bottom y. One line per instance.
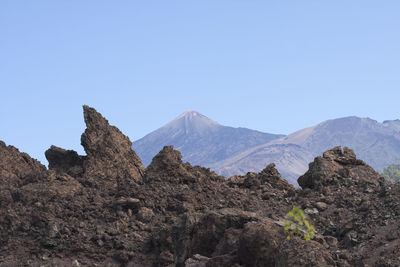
81, 105, 145, 187
45, 145, 85, 177
0, 106, 399, 266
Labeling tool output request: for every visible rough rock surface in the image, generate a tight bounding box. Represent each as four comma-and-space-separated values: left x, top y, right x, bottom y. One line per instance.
1, 106, 400, 266
238, 220, 285, 267
45, 145, 85, 177
0, 140, 48, 187
81, 105, 145, 188
295, 146, 400, 266
275, 238, 335, 267
298, 146, 369, 189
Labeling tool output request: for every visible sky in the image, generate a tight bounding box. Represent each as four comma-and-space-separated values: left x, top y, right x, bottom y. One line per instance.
1, 1, 400, 165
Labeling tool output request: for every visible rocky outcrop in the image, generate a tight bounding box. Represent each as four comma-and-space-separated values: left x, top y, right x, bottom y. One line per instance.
145, 145, 194, 183
172, 209, 258, 266
80, 105, 145, 188
45, 145, 85, 177
238, 220, 285, 267
0, 140, 47, 187
45, 106, 145, 193
275, 239, 335, 267
1, 106, 400, 266
294, 146, 399, 266
0, 140, 49, 252
298, 146, 380, 189
241, 163, 295, 192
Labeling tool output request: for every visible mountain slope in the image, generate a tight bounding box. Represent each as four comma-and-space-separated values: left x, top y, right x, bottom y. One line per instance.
273, 116, 400, 171
212, 143, 314, 184
214, 116, 400, 183
132, 110, 284, 166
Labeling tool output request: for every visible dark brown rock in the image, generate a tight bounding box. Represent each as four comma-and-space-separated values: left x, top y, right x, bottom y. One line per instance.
238, 220, 285, 267
81, 105, 145, 187
172, 209, 258, 266
259, 163, 295, 191
242, 163, 294, 192
298, 146, 380, 189
0, 141, 47, 187
45, 145, 85, 177
2, 106, 400, 267
212, 228, 241, 257
275, 238, 335, 267
137, 207, 154, 222
145, 145, 194, 183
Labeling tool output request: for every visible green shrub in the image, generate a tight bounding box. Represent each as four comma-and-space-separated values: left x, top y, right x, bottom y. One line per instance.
381, 164, 400, 183
284, 206, 315, 241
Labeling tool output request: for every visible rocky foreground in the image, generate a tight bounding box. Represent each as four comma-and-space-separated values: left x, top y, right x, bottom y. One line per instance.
1, 106, 400, 266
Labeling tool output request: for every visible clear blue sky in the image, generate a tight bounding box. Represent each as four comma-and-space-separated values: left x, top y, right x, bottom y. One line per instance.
1, 1, 400, 165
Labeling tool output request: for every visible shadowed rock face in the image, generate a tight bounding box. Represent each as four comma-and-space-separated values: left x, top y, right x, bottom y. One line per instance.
1, 106, 400, 266
45, 145, 85, 177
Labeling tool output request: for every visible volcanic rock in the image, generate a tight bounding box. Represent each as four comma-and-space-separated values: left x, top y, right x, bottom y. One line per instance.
172, 209, 258, 266
315, 201, 328, 211
184, 254, 210, 267
298, 146, 379, 189
137, 207, 154, 222
1, 106, 400, 266
275, 238, 335, 267
0, 140, 47, 187
238, 220, 285, 267
294, 146, 400, 266
45, 145, 85, 177
145, 145, 194, 183
81, 105, 145, 188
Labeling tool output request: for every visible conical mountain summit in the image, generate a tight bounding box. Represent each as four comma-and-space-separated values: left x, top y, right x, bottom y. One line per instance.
133, 110, 283, 167
134, 112, 400, 185
160, 110, 220, 135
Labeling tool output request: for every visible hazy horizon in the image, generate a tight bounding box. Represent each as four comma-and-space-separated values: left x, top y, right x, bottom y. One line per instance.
1, 1, 400, 164
2, 107, 399, 166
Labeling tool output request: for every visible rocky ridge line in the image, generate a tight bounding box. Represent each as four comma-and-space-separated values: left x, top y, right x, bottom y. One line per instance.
0, 106, 399, 266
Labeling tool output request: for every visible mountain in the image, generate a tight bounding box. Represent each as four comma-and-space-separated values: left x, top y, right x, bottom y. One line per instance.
133, 112, 400, 185
2, 106, 400, 266
211, 144, 314, 184
132, 110, 284, 166
214, 116, 400, 183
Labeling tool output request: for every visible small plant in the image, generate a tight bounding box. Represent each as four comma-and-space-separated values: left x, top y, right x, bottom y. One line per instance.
381, 163, 400, 183
284, 206, 315, 241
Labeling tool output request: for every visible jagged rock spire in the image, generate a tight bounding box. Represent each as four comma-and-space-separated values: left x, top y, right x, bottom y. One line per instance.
81, 105, 145, 185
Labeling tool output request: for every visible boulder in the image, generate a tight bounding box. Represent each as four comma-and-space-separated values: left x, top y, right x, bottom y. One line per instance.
45, 145, 85, 177
172, 209, 258, 266
298, 146, 382, 189
184, 254, 210, 267
275, 238, 335, 267
238, 220, 285, 267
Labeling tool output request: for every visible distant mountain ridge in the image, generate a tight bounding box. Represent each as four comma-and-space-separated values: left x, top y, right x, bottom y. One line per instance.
215, 116, 400, 183
133, 111, 400, 184
133, 110, 284, 166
